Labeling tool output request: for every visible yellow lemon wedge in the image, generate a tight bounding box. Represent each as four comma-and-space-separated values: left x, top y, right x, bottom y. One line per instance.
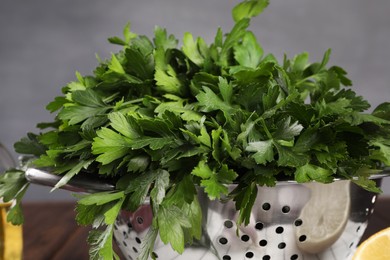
352, 227, 390, 260
295, 180, 351, 254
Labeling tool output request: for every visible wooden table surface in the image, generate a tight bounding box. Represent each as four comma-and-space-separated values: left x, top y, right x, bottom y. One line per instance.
22, 197, 390, 260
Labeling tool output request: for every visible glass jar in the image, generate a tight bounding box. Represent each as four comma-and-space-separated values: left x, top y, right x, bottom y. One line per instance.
0, 143, 22, 260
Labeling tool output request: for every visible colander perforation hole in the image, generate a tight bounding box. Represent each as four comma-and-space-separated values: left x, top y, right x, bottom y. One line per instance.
255, 222, 264, 230
278, 242, 286, 249
132, 247, 138, 253
241, 234, 250, 242
356, 226, 361, 233
294, 219, 303, 226
245, 251, 254, 258
136, 216, 144, 224
282, 205, 290, 213
219, 237, 228, 245
135, 237, 141, 244
290, 254, 298, 260
152, 252, 158, 258
224, 220, 233, 228
223, 255, 231, 260
262, 202, 271, 211
123, 241, 128, 247
259, 239, 267, 247
263, 255, 271, 260
349, 242, 354, 248
275, 226, 284, 234
299, 235, 307, 242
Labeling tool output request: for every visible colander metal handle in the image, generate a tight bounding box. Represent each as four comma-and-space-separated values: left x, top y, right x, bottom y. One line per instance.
25, 168, 115, 193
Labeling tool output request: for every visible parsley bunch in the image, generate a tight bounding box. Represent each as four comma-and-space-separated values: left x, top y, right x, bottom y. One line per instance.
2, 0, 390, 259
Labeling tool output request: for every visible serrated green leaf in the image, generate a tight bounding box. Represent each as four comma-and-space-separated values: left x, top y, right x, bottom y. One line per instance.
14, 133, 47, 156
0, 169, 29, 225
92, 128, 131, 165
274, 142, 309, 167
211, 127, 223, 162
352, 177, 382, 193
191, 160, 213, 179
196, 86, 232, 113
117, 170, 159, 211
200, 177, 229, 200
88, 225, 118, 260
219, 18, 250, 67
294, 126, 320, 153
108, 112, 141, 139
182, 196, 202, 241
104, 198, 124, 225
232, 182, 258, 225
218, 77, 233, 104
221, 129, 241, 160
157, 204, 191, 253
0, 170, 28, 202
150, 169, 170, 206
126, 155, 149, 173
233, 31, 263, 68
58, 105, 109, 125
75, 203, 105, 226
153, 26, 178, 50
292, 52, 309, 72
124, 46, 154, 80
154, 48, 184, 95
108, 22, 136, 46
108, 54, 125, 74
138, 227, 159, 260
131, 136, 175, 150
72, 89, 106, 107
295, 163, 333, 183
198, 126, 212, 147
46, 96, 68, 112
370, 140, 390, 166
182, 32, 205, 66
246, 140, 274, 164
274, 117, 304, 141
232, 0, 270, 22
218, 164, 238, 183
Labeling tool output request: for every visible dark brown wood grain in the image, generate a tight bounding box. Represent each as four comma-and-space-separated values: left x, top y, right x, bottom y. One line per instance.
22, 197, 390, 260
23, 202, 90, 260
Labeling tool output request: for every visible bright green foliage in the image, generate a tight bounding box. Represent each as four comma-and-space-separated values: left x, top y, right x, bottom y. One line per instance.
2, 0, 390, 259
0, 169, 29, 225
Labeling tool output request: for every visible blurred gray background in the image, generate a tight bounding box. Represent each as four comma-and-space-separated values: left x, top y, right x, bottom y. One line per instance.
1, 0, 389, 200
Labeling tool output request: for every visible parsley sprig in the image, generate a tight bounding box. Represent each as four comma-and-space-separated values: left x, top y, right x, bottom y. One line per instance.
1, 0, 390, 259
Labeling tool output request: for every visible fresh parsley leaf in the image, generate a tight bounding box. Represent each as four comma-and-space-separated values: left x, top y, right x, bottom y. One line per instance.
5, 1, 390, 258
295, 163, 333, 183
157, 204, 191, 253
232, 0, 270, 22
234, 31, 263, 68
88, 225, 119, 260
246, 140, 274, 164
0, 169, 29, 225
92, 128, 131, 165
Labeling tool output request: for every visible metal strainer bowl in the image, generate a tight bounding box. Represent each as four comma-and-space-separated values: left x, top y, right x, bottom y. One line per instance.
24, 168, 386, 260
113, 178, 384, 260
